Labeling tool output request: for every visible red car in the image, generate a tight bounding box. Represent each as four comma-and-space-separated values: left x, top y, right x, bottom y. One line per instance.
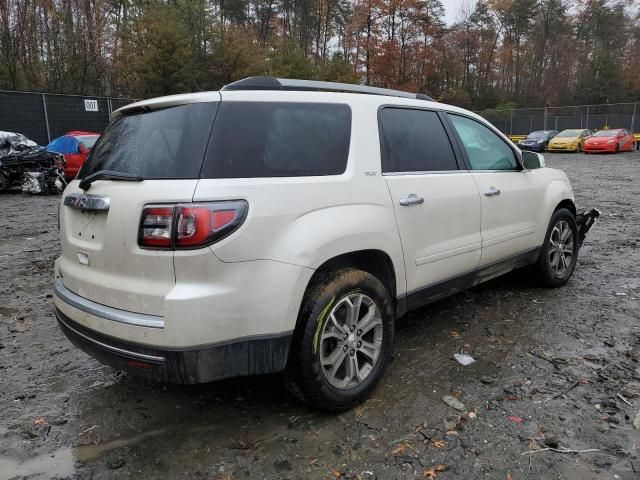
47, 131, 100, 179
583, 128, 635, 153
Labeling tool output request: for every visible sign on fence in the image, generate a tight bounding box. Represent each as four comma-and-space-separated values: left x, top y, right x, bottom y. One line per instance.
84, 99, 99, 112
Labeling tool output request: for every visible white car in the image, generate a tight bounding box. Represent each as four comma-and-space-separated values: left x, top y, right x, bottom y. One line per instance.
53, 77, 599, 411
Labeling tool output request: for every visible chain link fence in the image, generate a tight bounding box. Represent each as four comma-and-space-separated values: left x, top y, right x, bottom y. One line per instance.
0, 90, 136, 145
478, 103, 640, 136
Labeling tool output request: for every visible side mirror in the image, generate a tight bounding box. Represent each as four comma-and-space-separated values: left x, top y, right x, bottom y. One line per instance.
522, 150, 545, 170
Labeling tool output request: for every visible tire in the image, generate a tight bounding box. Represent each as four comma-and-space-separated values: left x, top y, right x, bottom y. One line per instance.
283, 268, 394, 411
576, 143, 582, 153
534, 208, 579, 288
615, 143, 620, 153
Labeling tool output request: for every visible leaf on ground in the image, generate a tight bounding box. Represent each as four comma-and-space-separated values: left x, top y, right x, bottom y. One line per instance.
507, 472, 513, 480
33, 417, 47, 426
430, 439, 446, 448
392, 442, 414, 455
423, 464, 446, 479
330, 467, 343, 477
449, 330, 460, 338
507, 415, 523, 424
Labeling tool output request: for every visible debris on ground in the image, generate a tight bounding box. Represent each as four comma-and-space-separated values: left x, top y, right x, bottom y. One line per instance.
442, 395, 466, 412
453, 353, 475, 365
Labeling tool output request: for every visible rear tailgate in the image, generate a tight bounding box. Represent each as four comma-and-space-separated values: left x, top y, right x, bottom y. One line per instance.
58, 180, 199, 316
56, 97, 220, 317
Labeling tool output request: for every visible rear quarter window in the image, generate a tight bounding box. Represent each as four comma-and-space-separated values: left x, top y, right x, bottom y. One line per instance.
202, 102, 351, 178
79, 102, 217, 179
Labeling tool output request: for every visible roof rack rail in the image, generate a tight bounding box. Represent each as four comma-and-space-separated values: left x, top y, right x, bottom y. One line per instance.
221, 76, 435, 102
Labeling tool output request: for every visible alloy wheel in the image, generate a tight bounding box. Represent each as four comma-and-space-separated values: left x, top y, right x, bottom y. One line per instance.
548, 220, 574, 276
319, 293, 383, 389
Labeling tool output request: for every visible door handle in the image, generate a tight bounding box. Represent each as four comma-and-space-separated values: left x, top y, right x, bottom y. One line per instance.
399, 194, 424, 206
484, 187, 501, 197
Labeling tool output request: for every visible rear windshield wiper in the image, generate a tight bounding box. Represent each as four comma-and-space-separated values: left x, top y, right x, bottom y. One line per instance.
79, 170, 143, 191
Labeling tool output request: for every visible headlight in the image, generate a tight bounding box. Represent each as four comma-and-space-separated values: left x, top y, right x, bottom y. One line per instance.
536, 140, 544, 144
607, 139, 616, 143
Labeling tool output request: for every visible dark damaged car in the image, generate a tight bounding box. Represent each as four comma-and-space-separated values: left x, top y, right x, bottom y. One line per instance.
0, 131, 66, 194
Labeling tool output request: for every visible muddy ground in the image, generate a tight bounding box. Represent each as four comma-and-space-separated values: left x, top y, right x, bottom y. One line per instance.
1, 152, 639, 480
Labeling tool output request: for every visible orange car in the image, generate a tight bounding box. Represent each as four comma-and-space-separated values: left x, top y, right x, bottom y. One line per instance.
583, 128, 635, 153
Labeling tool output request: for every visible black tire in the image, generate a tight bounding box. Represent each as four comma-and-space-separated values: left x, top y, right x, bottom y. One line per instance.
283, 268, 394, 412
0, 173, 9, 192
534, 208, 579, 288
615, 143, 620, 153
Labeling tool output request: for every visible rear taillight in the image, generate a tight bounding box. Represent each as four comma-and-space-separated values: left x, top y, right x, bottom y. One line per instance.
139, 201, 248, 250
140, 207, 174, 248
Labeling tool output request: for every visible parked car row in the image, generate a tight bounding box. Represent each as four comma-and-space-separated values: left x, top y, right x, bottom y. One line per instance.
517, 128, 635, 153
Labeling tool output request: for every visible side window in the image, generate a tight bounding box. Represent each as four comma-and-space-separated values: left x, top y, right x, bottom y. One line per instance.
379, 108, 458, 173
203, 102, 351, 178
448, 114, 518, 171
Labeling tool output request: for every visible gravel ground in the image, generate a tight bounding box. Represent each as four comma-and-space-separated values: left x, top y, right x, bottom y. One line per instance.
1, 152, 639, 480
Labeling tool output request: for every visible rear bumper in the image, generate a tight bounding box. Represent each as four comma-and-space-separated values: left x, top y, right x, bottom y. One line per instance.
55, 307, 292, 384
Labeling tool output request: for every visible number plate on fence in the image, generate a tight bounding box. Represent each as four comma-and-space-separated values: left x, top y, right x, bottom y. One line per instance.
84, 99, 98, 112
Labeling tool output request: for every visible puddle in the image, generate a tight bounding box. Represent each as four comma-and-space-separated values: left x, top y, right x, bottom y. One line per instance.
75, 427, 167, 463
0, 447, 75, 480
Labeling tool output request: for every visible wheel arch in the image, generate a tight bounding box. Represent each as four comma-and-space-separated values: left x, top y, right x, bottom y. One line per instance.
293, 249, 399, 332
554, 198, 576, 217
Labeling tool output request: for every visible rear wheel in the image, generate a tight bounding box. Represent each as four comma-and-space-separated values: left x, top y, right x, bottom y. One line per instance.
615, 143, 620, 153
534, 208, 578, 288
283, 268, 394, 411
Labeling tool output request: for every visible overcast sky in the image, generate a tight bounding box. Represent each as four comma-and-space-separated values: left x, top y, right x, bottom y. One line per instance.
442, 0, 464, 25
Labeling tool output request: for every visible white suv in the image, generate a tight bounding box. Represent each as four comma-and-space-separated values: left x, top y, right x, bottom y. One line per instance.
54, 77, 598, 411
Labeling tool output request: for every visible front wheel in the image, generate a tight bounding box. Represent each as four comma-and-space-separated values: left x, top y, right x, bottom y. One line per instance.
534, 208, 579, 288
283, 268, 394, 411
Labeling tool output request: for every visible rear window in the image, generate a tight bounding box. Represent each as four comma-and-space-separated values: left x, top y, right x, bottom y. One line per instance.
79, 103, 217, 179
202, 102, 351, 178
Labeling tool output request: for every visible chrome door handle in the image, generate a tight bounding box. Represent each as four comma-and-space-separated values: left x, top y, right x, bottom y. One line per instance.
484, 187, 501, 197
399, 194, 424, 206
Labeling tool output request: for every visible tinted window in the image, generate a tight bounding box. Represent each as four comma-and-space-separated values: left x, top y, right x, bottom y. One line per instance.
448, 114, 518, 171
80, 103, 217, 179
202, 102, 351, 178
379, 108, 458, 172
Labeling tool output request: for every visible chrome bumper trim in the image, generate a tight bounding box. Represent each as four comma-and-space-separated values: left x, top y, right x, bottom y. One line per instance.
56, 311, 165, 363
53, 277, 165, 329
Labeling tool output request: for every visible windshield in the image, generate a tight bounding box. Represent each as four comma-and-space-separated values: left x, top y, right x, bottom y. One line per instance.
556, 130, 581, 138
76, 135, 99, 150
79, 102, 217, 179
593, 130, 619, 137
526, 131, 547, 140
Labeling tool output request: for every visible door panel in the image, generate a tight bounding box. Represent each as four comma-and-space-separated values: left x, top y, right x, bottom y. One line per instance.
379, 107, 482, 294
446, 113, 546, 266
385, 175, 481, 291
470, 171, 544, 265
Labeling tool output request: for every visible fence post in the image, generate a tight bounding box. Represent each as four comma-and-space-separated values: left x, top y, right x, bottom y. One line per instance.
585, 105, 589, 129
529, 115, 533, 133
544, 107, 548, 130
632, 103, 637, 133
41, 93, 51, 143
510, 109, 513, 135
